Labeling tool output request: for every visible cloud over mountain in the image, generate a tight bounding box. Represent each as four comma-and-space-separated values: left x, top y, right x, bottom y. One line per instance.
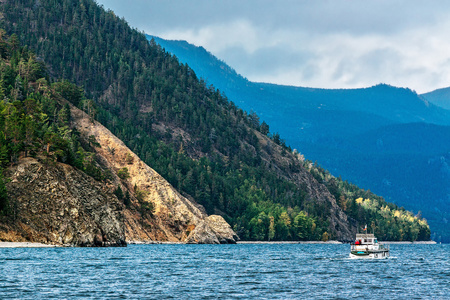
97, 0, 450, 93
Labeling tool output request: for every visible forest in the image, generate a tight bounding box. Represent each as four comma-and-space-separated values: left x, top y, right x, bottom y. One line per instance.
0, 32, 105, 215
0, 0, 430, 241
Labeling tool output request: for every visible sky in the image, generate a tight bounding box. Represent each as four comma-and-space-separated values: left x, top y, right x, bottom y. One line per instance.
96, 0, 450, 94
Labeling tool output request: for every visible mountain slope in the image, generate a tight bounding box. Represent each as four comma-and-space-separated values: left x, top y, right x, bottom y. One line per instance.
151, 36, 450, 128
422, 86, 450, 110
150, 36, 450, 242
0, 33, 237, 245
70, 103, 238, 244
3, 157, 127, 246
0, 0, 430, 242
2, 103, 238, 245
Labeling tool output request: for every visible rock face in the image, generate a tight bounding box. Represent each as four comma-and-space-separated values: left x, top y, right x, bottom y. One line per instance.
294, 171, 354, 242
0, 105, 238, 246
185, 215, 239, 244
70, 105, 239, 244
2, 158, 126, 246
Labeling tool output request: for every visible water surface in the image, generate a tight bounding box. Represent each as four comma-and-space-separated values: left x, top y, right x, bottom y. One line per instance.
0, 244, 448, 299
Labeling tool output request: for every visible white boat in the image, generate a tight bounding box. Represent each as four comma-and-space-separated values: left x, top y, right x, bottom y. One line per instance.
349, 233, 389, 259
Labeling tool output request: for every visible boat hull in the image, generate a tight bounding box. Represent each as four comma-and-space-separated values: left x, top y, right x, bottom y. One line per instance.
349, 250, 389, 259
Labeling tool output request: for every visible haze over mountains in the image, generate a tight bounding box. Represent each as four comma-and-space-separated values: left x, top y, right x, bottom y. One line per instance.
150, 35, 450, 242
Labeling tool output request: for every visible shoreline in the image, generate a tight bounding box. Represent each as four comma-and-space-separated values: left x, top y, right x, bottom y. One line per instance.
237, 240, 343, 244
382, 241, 437, 245
127, 241, 184, 245
0, 240, 439, 248
0, 242, 59, 248
237, 240, 438, 245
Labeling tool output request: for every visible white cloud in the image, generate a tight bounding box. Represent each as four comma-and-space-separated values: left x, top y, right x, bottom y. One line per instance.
97, 0, 450, 93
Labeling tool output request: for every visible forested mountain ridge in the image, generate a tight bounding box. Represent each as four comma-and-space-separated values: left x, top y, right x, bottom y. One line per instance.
151, 35, 450, 242
0, 0, 430, 242
150, 36, 450, 129
0, 32, 238, 245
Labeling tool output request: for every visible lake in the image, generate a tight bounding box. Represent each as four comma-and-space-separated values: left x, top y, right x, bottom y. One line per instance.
0, 244, 448, 299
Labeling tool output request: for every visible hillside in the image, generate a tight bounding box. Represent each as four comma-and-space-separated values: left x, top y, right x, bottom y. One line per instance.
422, 87, 450, 110
0, 34, 237, 245
0, 0, 430, 242
150, 36, 450, 242
151, 36, 450, 128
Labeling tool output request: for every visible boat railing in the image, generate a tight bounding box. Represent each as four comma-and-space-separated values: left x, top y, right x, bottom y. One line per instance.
350, 243, 389, 251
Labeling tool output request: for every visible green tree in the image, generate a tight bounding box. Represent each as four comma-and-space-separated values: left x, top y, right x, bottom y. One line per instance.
117, 167, 130, 180
268, 215, 275, 241
260, 121, 269, 135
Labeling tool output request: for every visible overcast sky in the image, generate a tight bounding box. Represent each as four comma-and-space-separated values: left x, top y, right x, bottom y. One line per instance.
96, 0, 450, 93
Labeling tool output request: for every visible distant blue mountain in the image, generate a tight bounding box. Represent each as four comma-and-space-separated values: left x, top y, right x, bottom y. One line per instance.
422, 87, 450, 110
149, 35, 450, 242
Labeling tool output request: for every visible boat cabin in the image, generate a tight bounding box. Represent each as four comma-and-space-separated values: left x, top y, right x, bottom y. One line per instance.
354, 233, 377, 245
350, 233, 389, 259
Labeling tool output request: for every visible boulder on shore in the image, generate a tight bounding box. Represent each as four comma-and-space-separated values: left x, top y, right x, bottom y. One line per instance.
185, 215, 239, 244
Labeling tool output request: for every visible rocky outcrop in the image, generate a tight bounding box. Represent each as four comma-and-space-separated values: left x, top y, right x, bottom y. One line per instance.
185, 215, 239, 244
0, 105, 238, 246
2, 158, 126, 246
70, 105, 238, 244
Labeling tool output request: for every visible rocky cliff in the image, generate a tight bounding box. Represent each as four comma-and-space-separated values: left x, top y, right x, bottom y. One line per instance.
1, 157, 126, 246
0, 105, 238, 246
72, 105, 237, 244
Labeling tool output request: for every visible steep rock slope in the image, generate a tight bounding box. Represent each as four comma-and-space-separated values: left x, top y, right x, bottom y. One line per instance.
70, 105, 238, 244
0, 104, 238, 245
2, 157, 126, 246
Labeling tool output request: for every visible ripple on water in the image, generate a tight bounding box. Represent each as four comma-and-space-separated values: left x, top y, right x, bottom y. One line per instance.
0, 244, 449, 299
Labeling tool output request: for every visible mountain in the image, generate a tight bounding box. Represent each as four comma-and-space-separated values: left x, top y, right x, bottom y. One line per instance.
422, 87, 450, 110
150, 35, 450, 126
150, 36, 450, 242
2, 103, 238, 245
0, 34, 237, 245
0, 0, 430, 242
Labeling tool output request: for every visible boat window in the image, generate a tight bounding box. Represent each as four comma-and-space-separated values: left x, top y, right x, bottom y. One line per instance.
368, 239, 372, 242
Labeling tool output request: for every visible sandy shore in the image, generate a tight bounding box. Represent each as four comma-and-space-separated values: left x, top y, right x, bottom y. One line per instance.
0, 242, 59, 248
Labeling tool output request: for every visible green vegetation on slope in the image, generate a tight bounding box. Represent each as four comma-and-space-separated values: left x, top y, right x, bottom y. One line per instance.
0, 31, 107, 214
152, 27, 450, 243
0, 0, 430, 241
309, 162, 430, 241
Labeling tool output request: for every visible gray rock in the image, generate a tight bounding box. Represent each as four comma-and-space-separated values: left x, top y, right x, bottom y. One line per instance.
185, 220, 220, 244
185, 215, 238, 244
206, 215, 239, 244
3, 158, 126, 247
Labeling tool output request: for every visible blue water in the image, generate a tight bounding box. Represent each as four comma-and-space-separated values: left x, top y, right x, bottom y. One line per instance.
0, 244, 448, 299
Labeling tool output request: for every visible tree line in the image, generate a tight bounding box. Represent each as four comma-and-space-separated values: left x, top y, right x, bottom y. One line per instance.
0, 0, 430, 241
0, 31, 105, 214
